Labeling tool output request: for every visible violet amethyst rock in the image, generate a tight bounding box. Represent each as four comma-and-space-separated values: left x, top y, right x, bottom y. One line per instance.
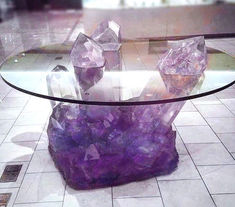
70, 33, 105, 69
74, 67, 104, 91
48, 103, 179, 190
91, 20, 121, 51
158, 36, 207, 75
70, 33, 106, 90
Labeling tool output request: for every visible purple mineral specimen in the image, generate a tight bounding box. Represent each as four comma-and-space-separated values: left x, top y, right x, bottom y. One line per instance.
92, 20, 121, 70
158, 36, 207, 75
91, 20, 121, 51
47, 103, 180, 190
70, 33, 105, 69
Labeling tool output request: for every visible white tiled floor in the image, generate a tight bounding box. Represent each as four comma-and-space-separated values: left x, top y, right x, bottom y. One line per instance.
0, 13, 234, 207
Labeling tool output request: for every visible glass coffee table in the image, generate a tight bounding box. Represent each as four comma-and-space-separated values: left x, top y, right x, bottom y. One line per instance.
0, 40, 235, 190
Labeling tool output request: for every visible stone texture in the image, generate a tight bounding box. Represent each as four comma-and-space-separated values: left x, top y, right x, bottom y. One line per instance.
47, 34, 205, 190
158, 36, 207, 75
74, 66, 104, 91
48, 103, 181, 190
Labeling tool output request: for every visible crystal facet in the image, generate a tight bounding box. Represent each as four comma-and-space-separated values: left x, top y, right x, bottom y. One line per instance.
92, 20, 121, 70
91, 20, 121, 51
47, 73, 200, 190
158, 36, 207, 75
74, 66, 104, 91
48, 103, 179, 190
70, 33, 105, 69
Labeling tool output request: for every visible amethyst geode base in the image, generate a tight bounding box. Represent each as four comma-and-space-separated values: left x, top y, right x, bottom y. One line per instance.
47, 103, 181, 189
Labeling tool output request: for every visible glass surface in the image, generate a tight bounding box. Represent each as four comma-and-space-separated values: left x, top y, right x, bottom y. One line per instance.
0, 40, 235, 106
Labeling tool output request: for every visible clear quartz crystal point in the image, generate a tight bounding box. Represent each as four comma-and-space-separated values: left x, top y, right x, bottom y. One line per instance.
158, 36, 207, 75
91, 20, 121, 51
70, 33, 105, 69
46, 65, 81, 107
92, 20, 121, 70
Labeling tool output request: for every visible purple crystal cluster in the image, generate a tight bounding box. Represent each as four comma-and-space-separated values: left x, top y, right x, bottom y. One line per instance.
158, 36, 207, 75
47, 32, 205, 190
48, 103, 181, 189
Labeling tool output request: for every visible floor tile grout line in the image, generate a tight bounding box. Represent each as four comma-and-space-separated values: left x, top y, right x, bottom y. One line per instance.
211, 192, 235, 195
155, 177, 165, 207
175, 126, 218, 207
113, 195, 161, 200
62, 184, 67, 207
196, 164, 235, 167
13, 200, 63, 205
157, 178, 201, 182
111, 186, 114, 207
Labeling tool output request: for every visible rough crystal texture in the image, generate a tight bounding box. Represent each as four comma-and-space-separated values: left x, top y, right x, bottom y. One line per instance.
158, 36, 207, 75
70, 33, 105, 69
47, 102, 182, 190
92, 20, 121, 70
46, 65, 80, 108
47, 70, 201, 190
103, 50, 121, 70
91, 20, 121, 51
74, 66, 104, 91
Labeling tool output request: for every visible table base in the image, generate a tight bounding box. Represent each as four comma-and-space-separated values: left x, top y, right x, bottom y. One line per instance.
47, 103, 182, 189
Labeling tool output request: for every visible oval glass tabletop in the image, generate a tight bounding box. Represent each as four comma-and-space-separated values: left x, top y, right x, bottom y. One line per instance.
0, 40, 235, 106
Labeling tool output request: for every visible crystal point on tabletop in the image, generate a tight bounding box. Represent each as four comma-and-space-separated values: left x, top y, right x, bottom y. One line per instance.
70, 33, 105, 69
91, 20, 121, 51
92, 20, 121, 70
158, 36, 207, 75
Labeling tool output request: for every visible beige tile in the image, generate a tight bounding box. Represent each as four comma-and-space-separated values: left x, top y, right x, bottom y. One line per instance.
0, 120, 15, 135
198, 165, 235, 194
206, 118, 235, 133
64, 186, 112, 207
192, 95, 220, 105
220, 99, 235, 111
113, 197, 163, 207
186, 143, 234, 165
174, 112, 207, 126
177, 126, 220, 144
16, 172, 65, 203
0, 142, 36, 162
218, 133, 235, 153
36, 130, 49, 150
0, 108, 21, 120
113, 178, 160, 198
159, 180, 215, 207
5, 125, 43, 143
27, 150, 57, 173
0, 97, 28, 108
212, 194, 235, 207
196, 104, 234, 118
181, 101, 197, 112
